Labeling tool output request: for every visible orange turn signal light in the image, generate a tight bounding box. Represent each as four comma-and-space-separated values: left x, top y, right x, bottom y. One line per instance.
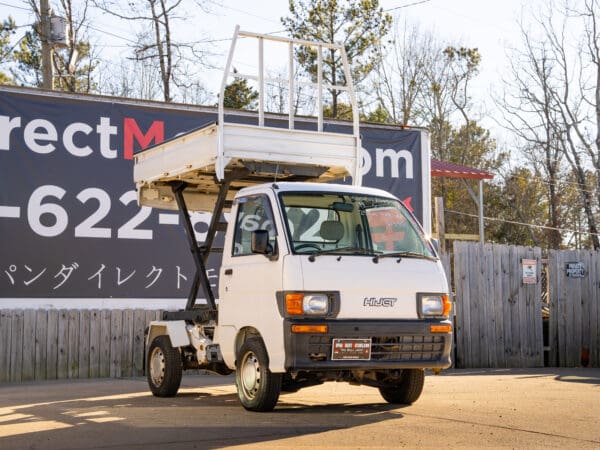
285, 293, 304, 315
291, 324, 328, 334
442, 295, 452, 317
430, 324, 452, 333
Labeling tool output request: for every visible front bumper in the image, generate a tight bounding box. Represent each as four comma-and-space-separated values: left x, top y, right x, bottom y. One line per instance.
284, 319, 452, 370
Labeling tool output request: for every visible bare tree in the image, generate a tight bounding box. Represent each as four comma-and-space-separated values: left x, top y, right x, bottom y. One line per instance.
444, 47, 480, 126
372, 20, 480, 157
93, 0, 209, 102
499, 0, 600, 249
179, 79, 212, 106
370, 20, 518, 242
97, 58, 162, 100
443, 45, 481, 156
498, 25, 567, 248
260, 67, 315, 117
372, 22, 431, 126
541, 1, 599, 248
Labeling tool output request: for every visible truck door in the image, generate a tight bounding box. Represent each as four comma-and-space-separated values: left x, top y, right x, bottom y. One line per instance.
218, 194, 286, 370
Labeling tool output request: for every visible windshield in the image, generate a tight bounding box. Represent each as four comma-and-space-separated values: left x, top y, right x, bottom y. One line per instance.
279, 191, 436, 258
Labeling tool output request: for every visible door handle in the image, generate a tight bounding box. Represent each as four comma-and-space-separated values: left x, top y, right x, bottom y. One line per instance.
224, 268, 233, 275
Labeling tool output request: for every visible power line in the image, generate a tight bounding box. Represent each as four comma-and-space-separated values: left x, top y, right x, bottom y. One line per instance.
1, 22, 35, 31
499, 171, 599, 197
446, 209, 600, 237
0, 1, 30, 12
385, 0, 433, 12
217, 3, 281, 25
432, 2, 513, 34
83, 21, 284, 48
0, 1, 143, 50
0, 2, 287, 54
0, 33, 27, 62
82, 23, 139, 45
91, 43, 132, 49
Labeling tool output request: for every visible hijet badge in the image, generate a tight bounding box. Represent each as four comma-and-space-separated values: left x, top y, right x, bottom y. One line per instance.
363, 297, 397, 307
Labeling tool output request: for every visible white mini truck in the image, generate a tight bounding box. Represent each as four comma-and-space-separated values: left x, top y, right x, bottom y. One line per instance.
134, 28, 452, 412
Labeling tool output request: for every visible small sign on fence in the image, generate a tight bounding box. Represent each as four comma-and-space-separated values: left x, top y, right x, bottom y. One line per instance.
522, 259, 537, 284
565, 262, 585, 278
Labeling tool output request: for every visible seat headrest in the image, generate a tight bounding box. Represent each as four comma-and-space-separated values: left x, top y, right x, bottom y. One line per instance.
320, 220, 344, 241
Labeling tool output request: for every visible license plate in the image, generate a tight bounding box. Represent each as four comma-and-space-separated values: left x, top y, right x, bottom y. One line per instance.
331, 338, 371, 360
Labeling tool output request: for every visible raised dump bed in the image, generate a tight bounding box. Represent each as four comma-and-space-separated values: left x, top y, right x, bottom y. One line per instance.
134, 26, 361, 213
133, 120, 359, 212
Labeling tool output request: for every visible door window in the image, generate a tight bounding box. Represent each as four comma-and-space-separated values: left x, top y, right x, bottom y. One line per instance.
232, 195, 277, 256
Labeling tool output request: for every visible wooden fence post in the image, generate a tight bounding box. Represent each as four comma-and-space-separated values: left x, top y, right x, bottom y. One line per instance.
0, 310, 13, 382
435, 196, 446, 253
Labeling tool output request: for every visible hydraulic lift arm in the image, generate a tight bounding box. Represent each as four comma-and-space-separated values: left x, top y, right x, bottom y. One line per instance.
163, 169, 249, 324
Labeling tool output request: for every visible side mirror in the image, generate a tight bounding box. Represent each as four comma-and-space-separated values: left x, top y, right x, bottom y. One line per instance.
251, 230, 276, 259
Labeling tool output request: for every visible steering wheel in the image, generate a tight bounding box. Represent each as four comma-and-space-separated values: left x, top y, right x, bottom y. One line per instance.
295, 243, 322, 251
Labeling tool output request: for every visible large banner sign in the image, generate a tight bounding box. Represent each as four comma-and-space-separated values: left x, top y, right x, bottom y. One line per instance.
0, 88, 425, 299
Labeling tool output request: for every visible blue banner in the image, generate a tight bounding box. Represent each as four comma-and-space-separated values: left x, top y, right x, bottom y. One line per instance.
0, 88, 424, 298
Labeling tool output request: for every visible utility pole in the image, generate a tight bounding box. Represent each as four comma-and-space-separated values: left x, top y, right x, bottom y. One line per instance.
40, 0, 54, 89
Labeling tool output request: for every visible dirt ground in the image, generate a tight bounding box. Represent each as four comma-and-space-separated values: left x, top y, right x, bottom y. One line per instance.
0, 368, 599, 449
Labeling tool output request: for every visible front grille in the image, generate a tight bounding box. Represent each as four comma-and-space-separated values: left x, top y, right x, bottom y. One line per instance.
371, 335, 445, 361
307, 335, 445, 362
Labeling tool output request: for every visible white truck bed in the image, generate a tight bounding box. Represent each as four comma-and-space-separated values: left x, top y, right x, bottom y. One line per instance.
134, 27, 361, 213
134, 121, 360, 212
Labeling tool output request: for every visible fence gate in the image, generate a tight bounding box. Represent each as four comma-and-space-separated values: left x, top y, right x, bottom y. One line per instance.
453, 242, 543, 368
548, 250, 600, 367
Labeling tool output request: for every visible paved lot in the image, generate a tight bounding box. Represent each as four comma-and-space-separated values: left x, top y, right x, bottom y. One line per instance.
0, 368, 599, 449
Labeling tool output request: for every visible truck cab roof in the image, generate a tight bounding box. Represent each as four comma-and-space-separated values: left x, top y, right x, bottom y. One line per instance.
235, 181, 399, 201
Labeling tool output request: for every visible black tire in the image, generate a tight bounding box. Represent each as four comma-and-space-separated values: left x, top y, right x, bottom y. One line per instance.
379, 369, 425, 404
235, 338, 282, 412
147, 335, 182, 397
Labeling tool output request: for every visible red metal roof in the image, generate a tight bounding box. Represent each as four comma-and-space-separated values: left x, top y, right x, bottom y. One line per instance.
431, 159, 494, 180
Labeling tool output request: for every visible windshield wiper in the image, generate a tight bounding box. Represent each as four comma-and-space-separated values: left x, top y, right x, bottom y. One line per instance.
307, 247, 382, 262
372, 251, 437, 263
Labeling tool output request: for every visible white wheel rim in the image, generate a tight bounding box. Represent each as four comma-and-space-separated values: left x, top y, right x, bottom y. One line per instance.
150, 347, 165, 386
240, 351, 261, 399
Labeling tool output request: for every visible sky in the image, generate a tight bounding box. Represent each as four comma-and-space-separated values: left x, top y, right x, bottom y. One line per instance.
204, 0, 526, 103
2, 0, 530, 135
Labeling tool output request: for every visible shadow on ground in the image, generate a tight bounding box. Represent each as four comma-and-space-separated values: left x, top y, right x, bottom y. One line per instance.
0, 379, 403, 449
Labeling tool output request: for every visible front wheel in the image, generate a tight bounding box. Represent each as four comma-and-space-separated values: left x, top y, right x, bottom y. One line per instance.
235, 338, 282, 412
379, 369, 425, 404
147, 335, 182, 397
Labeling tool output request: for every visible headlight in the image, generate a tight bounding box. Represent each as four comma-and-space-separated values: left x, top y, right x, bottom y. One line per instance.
303, 294, 329, 315
284, 292, 332, 316
418, 293, 451, 318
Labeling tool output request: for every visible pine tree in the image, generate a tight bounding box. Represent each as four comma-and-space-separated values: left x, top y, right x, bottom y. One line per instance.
222, 70, 259, 110
0, 17, 16, 84
282, 0, 391, 118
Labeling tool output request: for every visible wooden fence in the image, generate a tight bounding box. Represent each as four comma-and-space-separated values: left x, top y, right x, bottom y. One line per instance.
548, 250, 600, 368
453, 242, 544, 368
0, 309, 160, 383
2, 245, 600, 382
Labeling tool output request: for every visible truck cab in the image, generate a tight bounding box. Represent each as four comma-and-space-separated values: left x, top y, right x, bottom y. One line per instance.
212, 182, 451, 410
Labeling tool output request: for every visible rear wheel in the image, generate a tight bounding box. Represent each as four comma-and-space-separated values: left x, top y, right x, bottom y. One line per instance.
379, 369, 425, 404
147, 335, 182, 397
235, 338, 282, 412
